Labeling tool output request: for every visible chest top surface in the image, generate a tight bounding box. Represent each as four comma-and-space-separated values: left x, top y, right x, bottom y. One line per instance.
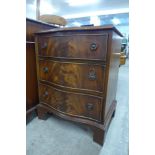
35, 25, 123, 37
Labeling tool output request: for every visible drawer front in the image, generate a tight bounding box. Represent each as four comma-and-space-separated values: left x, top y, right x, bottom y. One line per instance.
39, 84, 102, 121
38, 34, 108, 60
39, 60, 105, 93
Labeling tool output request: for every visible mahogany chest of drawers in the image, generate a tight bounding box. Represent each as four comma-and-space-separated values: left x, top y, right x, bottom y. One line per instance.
26, 18, 57, 123
35, 25, 123, 145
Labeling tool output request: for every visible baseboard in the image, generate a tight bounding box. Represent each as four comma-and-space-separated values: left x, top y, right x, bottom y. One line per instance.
26, 106, 38, 124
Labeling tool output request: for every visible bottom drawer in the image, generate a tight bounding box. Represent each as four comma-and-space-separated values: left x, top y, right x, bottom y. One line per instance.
39, 83, 102, 122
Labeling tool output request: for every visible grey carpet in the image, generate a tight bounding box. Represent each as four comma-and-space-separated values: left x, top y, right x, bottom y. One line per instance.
27, 60, 129, 155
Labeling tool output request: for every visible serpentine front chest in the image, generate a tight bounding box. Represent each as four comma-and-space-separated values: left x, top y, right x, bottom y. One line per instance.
35, 25, 122, 145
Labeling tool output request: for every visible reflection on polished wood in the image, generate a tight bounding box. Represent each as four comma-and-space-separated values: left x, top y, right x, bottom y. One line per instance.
39, 60, 105, 93
38, 34, 108, 60
35, 25, 123, 145
39, 83, 102, 122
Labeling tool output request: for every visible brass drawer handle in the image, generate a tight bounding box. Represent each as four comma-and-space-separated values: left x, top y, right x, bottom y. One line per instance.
88, 68, 96, 80
86, 103, 94, 111
90, 43, 97, 51
43, 67, 48, 73
41, 42, 47, 49
43, 91, 48, 97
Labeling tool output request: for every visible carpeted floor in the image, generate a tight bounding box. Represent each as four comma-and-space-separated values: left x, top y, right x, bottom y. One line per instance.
26, 60, 129, 155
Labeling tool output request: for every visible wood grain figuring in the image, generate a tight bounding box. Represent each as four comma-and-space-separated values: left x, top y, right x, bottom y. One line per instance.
37, 104, 105, 129
35, 25, 123, 145
38, 59, 105, 93
39, 83, 102, 122
38, 34, 108, 60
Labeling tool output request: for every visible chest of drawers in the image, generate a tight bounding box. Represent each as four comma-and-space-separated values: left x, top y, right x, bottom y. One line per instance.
26, 18, 57, 123
35, 25, 123, 145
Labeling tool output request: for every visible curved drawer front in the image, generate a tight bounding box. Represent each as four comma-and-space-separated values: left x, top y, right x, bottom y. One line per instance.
39, 60, 105, 93
38, 34, 108, 60
39, 84, 102, 121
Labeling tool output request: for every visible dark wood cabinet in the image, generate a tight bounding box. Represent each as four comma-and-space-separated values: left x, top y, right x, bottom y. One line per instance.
26, 18, 57, 123
35, 25, 123, 145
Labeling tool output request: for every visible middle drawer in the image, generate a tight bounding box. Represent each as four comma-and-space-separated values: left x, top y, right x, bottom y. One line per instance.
38, 59, 105, 93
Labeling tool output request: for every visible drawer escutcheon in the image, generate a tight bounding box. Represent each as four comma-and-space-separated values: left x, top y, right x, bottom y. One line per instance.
88, 68, 96, 80
86, 103, 94, 111
43, 91, 48, 97
90, 43, 97, 51
43, 67, 48, 73
41, 42, 47, 49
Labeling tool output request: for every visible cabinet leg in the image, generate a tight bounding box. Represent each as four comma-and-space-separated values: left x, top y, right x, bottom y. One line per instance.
93, 127, 105, 146
37, 104, 49, 120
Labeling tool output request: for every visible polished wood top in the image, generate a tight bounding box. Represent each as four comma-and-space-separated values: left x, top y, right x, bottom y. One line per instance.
35, 24, 123, 37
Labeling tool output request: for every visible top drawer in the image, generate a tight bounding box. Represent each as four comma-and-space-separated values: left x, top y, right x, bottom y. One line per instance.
37, 34, 108, 61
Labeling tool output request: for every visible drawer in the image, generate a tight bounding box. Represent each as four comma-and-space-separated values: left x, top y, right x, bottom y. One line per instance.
37, 34, 108, 61
38, 60, 105, 93
39, 84, 102, 121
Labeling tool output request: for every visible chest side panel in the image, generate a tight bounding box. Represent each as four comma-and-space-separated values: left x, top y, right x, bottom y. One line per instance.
104, 31, 122, 120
